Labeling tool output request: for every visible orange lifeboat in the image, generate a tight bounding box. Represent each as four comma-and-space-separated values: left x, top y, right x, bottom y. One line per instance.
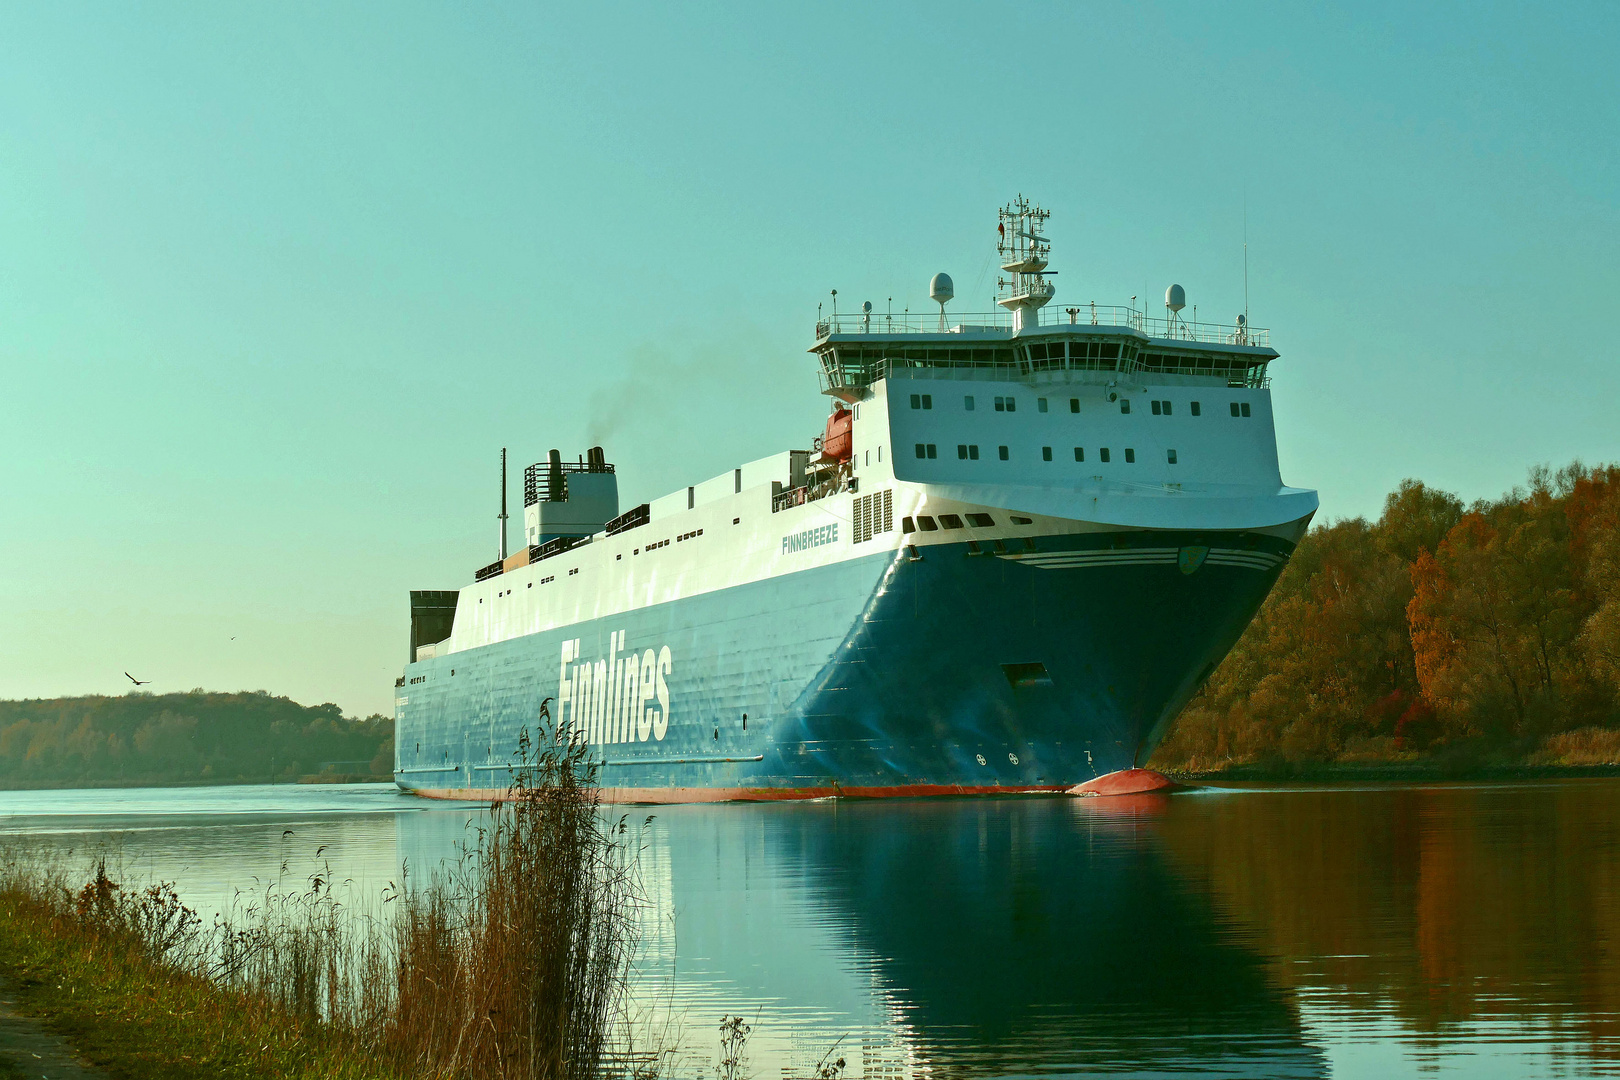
820, 407, 852, 463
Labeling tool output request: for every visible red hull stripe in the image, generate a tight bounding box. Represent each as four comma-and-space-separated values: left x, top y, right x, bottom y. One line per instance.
404, 783, 1072, 804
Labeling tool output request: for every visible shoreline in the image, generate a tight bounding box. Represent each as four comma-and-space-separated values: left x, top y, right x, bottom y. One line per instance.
1165, 762, 1620, 784
0, 774, 394, 793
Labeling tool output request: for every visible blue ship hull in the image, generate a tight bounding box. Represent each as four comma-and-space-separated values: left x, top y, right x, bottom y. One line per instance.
394, 530, 1290, 801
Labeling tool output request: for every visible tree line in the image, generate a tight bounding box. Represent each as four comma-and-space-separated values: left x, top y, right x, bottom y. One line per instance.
0, 690, 393, 788
1154, 463, 1620, 772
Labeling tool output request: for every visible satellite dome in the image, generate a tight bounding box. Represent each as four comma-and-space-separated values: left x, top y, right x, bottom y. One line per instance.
930, 273, 955, 305
1165, 284, 1186, 312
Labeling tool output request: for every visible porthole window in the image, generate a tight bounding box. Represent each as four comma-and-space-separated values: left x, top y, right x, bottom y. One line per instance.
998, 445, 1009, 460
1241, 402, 1252, 417
1100, 448, 1111, 463
1120, 400, 1131, 414
964, 395, 976, 411
1042, 446, 1053, 461
1230, 402, 1241, 417
925, 444, 937, 458
1070, 398, 1080, 413
1125, 448, 1135, 463
1073, 447, 1085, 462
1038, 398, 1048, 413
1151, 400, 1162, 415
1191, 401, 1201, 416
915, 443, 927, 458
1168, 449, 1178, 465
968, 444, 980, 460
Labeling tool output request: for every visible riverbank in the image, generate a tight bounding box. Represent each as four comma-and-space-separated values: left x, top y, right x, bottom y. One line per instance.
0, 883, 387, 1080
0, 773, 394, 792
1167, 762, 1620, 784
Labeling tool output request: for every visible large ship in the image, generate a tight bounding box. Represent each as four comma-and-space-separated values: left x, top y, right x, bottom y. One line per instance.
394, 199, 1317, 801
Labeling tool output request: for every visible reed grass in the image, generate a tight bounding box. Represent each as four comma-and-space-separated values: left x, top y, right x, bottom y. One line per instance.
0, 724, 653, 1080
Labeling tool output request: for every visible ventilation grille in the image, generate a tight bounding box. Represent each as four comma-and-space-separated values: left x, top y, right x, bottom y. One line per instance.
853, 488, 894, 544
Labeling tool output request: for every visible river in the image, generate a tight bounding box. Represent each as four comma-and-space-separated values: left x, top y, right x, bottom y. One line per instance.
3, 780, 1618, 1078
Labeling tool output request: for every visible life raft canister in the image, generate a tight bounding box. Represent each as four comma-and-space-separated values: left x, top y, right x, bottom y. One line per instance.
821, 407, 852, 463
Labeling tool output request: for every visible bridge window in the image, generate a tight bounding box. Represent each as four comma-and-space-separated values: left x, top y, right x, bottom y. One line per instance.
940, 514, 965, 529
916, 516, 939, 531
968, 513, 994, 527
902, 517, 916, 533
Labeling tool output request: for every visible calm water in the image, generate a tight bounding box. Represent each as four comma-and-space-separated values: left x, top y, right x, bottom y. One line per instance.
3, 780, 1619, 1078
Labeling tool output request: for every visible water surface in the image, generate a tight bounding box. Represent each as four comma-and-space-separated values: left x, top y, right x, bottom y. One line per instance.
3, 780, 1618, 1078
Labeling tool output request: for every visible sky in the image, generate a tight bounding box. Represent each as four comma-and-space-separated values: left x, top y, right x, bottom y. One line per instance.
3, 1, 1617, 717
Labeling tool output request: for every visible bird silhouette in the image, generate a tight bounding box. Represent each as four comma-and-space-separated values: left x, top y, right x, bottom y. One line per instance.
124, 672, 150, 686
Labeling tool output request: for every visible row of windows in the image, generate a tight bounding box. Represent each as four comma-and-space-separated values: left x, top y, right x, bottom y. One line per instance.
1151, 399, 1202, 415
920, 440, 1185, 466
902, 511, 997, 533
918, 442, 1179, 465
911, 392, 1248, 416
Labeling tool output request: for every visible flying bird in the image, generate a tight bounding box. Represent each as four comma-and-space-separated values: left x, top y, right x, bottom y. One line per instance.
124, 672, 150, 686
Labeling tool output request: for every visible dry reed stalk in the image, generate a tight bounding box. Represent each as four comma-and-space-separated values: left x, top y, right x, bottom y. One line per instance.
382, 724, 644, 1080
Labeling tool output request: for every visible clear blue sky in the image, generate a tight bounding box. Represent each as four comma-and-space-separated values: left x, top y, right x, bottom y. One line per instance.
4, 1, 1616, 716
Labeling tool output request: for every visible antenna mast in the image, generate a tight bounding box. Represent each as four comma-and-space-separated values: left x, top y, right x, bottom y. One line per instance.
995, 196, 1054, 336
498, 447, 509, 561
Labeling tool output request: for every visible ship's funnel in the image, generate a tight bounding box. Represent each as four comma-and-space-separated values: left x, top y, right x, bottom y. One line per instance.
547, 449, 564, 502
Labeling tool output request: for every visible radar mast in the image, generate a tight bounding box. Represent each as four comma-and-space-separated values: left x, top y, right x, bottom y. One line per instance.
995, 196, 1055, 335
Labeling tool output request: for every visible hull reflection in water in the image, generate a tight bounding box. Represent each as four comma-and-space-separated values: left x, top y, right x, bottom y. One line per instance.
401, 797, 1323, 1078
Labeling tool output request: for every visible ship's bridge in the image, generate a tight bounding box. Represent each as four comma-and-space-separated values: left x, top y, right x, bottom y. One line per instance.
811, 305, 1276, 401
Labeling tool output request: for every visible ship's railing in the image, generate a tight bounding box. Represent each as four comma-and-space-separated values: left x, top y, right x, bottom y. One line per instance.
833, 356, 1271, 391
815, 306, 1268, 347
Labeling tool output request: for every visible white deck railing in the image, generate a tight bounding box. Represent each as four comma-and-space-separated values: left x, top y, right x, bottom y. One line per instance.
816, 305, 1269, 348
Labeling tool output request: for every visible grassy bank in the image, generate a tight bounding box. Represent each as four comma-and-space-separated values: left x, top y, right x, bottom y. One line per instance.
0, 728, 651, 1080
0, 873, 388, 1079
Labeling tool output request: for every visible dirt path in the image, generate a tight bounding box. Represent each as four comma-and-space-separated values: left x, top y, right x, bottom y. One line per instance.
0, 978, 108, 1080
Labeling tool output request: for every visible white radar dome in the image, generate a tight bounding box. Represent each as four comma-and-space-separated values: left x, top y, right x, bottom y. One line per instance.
930, 273, 955, 305
1165, 284, 1186, 312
